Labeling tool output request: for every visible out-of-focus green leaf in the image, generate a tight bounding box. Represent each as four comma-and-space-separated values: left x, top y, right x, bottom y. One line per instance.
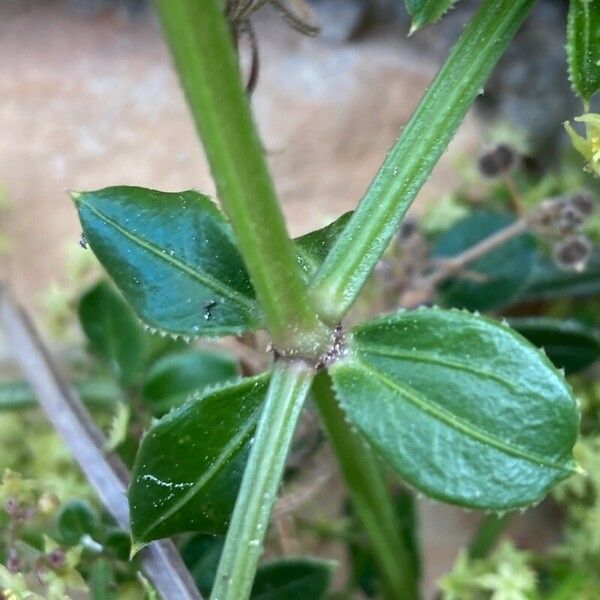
433, 211, 536, 311
129, 374, 270, 544
142, 350, 239, 415
330, 308, 579, 510
519, 251, 600, 301
295, 213, 352, 279
567, 0, 600, 102
181, 533, 224, 597
509, 317, 600, 374
73, 187, 261, 338
103, 529, 130, 562
404, 0, 461, 32
251, 558, 333, 600
0, 378, 121, 411
58, 500, 97, 545
79, 281, 147, 386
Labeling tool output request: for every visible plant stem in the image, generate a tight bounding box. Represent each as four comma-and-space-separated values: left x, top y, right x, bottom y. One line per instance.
312, 372, 419, 600
153, 0, 328, 355
467, 513, 514, 560
310, 0, 536, 323
425, 218, 528, 288
210, 361, 313, 600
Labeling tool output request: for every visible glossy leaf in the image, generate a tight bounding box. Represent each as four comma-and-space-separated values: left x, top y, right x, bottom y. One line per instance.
330, 308, 579, 510
405, 0, 461, 32
519, 250, 600, 301
74, 187, 260, 338
142, 350, 239, 414
295, 213, 353, 279
509, 317, 600, 374
567, 0, 600, 102
251, 558, 333, 600
79, 281, 148, 386
433, 211, 536, 311
129, 374, 270, 544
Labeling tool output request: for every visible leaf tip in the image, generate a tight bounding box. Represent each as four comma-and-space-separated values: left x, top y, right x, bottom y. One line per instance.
129, 540, 146, 560
68, 190, 83, 203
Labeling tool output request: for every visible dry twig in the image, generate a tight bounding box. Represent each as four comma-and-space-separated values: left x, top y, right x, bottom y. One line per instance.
0, 285, 203, 600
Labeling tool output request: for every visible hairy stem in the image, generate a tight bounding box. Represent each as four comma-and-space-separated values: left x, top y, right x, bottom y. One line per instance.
210, 361, 313, 600
153, 0, 328, 354
310, 0, 536, 323
313, 372, 419, 600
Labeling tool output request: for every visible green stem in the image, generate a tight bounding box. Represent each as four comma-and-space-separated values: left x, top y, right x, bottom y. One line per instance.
310, 0, 536, 323
312, 372, 419, 600
153, 0, 328, 354
467, 513, 513, 560
210, 361, 313, 600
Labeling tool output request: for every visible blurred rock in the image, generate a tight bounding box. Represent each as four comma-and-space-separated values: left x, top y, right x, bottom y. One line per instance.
307, 0, 369, 41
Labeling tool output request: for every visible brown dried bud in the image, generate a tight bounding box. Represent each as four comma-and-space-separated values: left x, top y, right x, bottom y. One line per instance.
553, 235, 593, 272
570, 190, 596, 218
478, 143, 517, 178
557, 202, 587, 234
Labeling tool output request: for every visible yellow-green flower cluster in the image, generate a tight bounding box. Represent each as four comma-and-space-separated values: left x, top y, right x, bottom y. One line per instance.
565, 113, 600, 177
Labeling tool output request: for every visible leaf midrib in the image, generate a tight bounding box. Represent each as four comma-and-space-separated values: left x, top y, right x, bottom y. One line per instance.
137, 405, 261, 539
355, 342, 521, 391
81, 200, 256, 312
347, 359, 575, 474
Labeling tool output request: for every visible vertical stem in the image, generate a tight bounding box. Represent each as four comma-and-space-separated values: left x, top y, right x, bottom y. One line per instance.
309, 0, 536, 323
153, 0, 328, 354
210, 361, 313, 600
312, 372, 419, 600
468, 513, 513, 560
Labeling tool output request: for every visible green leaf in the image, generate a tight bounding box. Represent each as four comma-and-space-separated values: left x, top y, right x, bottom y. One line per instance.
129, 373, 270, 544
103, 529, 131, 562
295, 213, 353, 279
79, 281, 148, 386
405, 0, 461, 32
58, 500, 97, 545
433, 211, 536, 311
181, 533, 225, 596
142, 350, 239, 415
0, 378, 122, 411
519, 250, 600, 301
251, 558, 333, 600
509, 317, 600, 375
330, 308, 579, 510
73, 187, 261, 338
567, 0, 600, 102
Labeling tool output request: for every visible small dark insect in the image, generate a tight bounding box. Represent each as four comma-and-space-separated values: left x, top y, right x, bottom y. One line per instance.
204, 300, 217, 321
226, 0, 319, 93
79, 233, 88, 249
